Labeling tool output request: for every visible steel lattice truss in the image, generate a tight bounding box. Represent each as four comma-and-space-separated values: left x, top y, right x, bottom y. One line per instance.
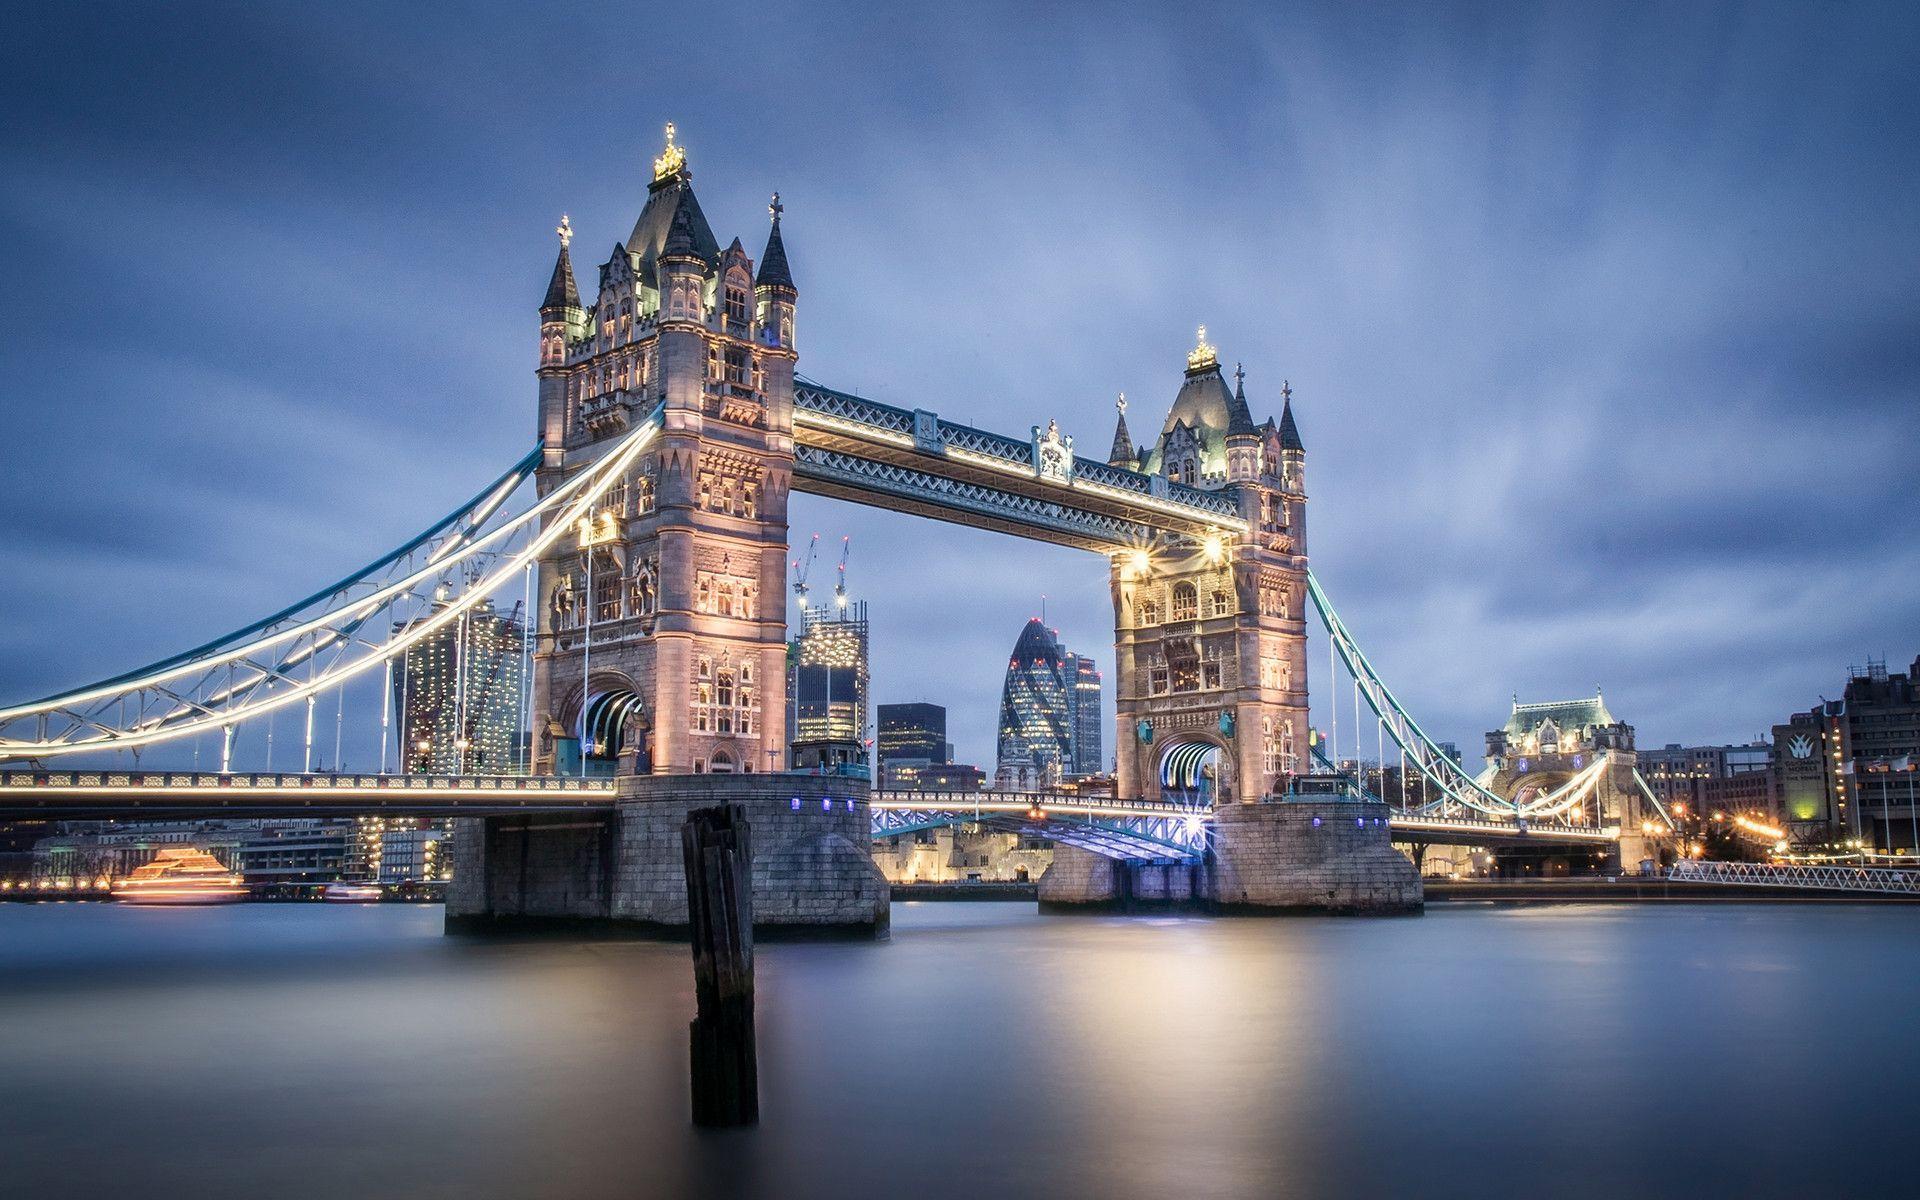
794, 446, 1163, 550
872, 807, 1208, 863
0, 407, 665, 764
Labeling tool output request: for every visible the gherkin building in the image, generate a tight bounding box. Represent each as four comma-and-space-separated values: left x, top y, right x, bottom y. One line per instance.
995, 618, 1074, 788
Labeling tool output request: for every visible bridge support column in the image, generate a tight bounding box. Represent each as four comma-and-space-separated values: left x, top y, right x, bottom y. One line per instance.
448, 775, 887, 937
1037, 846, 1204, 911
1208, 800, 1422, 914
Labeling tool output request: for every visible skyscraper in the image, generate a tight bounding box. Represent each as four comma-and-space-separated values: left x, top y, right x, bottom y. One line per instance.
393, 600, 526, 775
1066, 654, 1104, 776
788, 601, 870, 774
877, 703, 948, 765
996, 618, 1101, 788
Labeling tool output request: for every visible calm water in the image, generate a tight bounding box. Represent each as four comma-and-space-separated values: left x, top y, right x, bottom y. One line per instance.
2, 900, 1915, 1200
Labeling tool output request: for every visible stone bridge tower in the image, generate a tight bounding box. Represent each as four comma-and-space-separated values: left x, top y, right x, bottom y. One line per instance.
1107, 329, 1311, 806
529, 126, 797, 778
1485, 693, 1669, 869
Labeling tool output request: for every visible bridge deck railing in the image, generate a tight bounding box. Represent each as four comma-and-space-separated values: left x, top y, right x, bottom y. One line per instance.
1668, 859, 1920, 895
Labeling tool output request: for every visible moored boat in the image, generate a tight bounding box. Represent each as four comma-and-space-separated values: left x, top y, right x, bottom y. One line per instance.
112, 847, 247, 905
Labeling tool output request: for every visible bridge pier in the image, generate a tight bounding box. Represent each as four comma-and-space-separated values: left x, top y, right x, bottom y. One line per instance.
1035, 800, 1423, 914
1036, 846, 1205, 912
1209, 800, 1422, 914
447, 774, 888, 937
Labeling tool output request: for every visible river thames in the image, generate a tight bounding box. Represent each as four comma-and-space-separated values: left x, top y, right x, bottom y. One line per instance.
2, 900, 1914, 1199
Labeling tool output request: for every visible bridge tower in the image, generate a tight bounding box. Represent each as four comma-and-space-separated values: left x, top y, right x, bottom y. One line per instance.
528, 128, 796, 779
1109, 331, 1311, 806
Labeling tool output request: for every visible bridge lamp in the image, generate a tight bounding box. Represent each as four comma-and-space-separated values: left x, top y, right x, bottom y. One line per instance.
1183, 814, 1204, 836
1202, 533, 1225, 564
1125, 549, 1151, 579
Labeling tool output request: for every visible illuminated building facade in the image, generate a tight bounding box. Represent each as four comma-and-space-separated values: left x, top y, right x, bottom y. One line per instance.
394, 600, 526, 775
1066, 654, 1103, 776
1106, 333, 1310, 803
529, 125, 797, 779
1773, 654, 1920, 850
995, 619, 1079, 789
877, 703, 948, 765
1639, 742, 1776, 822
789, 601, 870, 775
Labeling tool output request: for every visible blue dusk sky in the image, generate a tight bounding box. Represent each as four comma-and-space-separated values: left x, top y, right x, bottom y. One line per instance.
1, 2, 1915, 770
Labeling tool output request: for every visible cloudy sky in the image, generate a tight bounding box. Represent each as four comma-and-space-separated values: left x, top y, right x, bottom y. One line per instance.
1, 1, 1915, 771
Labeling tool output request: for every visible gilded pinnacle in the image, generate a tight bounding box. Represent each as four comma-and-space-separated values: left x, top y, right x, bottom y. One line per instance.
653, 121, 686, 181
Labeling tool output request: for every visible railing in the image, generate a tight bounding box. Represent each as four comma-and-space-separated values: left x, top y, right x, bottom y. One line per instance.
1668, 859, 1920, 895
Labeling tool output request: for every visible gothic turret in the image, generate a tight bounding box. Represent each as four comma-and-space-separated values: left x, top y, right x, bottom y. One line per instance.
538, 215, 583, 371
1107, 392, 1135, 468
1277, 383, 1304, 453
755, 193, 797, 350
1225, 363, 1261, 483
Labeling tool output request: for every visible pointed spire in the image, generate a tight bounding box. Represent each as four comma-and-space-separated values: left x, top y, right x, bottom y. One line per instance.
541, 215, 580, 313
756, 192, 795, 291
1226, 361, 1258, 437
661, 196, 700, 258
1277, 379, 1304, 452
1108, 392, 1134, 467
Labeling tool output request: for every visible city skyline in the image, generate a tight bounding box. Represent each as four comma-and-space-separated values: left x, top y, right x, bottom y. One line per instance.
1, 4, 1916, 773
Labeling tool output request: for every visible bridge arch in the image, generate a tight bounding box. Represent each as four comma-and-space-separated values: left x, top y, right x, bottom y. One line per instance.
1157, 735, 1232, 804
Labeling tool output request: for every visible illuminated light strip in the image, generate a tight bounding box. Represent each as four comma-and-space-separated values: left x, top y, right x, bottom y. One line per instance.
0, 782, 614, 800
0, 446, 605, 724
1, 413, 663, 758
1307, 569, 1612, 821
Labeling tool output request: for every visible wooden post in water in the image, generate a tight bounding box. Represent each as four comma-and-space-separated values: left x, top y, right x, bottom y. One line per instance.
682, 803, 757, 1127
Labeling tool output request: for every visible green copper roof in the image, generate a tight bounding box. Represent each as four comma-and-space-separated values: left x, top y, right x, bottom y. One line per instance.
1504, 694, 1617, 738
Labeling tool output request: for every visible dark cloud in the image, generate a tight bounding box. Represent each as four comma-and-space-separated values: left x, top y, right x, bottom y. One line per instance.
2, 1, 1915, 770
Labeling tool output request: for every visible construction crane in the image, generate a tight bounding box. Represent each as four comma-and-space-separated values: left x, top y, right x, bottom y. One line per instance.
791, 533, 821, 614
834, 536, 852, 611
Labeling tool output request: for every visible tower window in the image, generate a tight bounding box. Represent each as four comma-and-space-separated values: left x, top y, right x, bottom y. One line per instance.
1171, 582, 1198, 622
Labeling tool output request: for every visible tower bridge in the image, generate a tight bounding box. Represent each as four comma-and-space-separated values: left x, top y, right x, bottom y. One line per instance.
0, 127, 1672, 930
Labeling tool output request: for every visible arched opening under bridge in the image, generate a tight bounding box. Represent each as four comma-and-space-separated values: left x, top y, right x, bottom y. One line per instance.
1159, 738, 1228, 805
579, 688, 648, 778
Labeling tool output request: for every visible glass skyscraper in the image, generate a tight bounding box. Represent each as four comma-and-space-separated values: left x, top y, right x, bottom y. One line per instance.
995, 618, 1102, 788
788, 601, 870, 773
877, 703, 948, 765
393, 600, 526, 775
1066, 654, 1104, 776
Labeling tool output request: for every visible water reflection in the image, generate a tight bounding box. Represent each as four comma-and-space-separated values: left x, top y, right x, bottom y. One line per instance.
0, 901, 1914, 1199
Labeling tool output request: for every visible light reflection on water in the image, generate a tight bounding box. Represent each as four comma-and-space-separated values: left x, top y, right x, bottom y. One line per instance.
1, 900, 1914, 1200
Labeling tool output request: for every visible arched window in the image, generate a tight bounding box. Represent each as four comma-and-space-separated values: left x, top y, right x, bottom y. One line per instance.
1171, 582, 1198, 622
693, 658, 714, 732
715, 670, 735, 733
1209, 587, 1232, 617
724, 276, 751, 328
710, 749, 736, 774
1138, 597, 1160, 626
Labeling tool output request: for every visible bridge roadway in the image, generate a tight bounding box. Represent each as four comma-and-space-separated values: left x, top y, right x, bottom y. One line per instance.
0, 770, 1619, 856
